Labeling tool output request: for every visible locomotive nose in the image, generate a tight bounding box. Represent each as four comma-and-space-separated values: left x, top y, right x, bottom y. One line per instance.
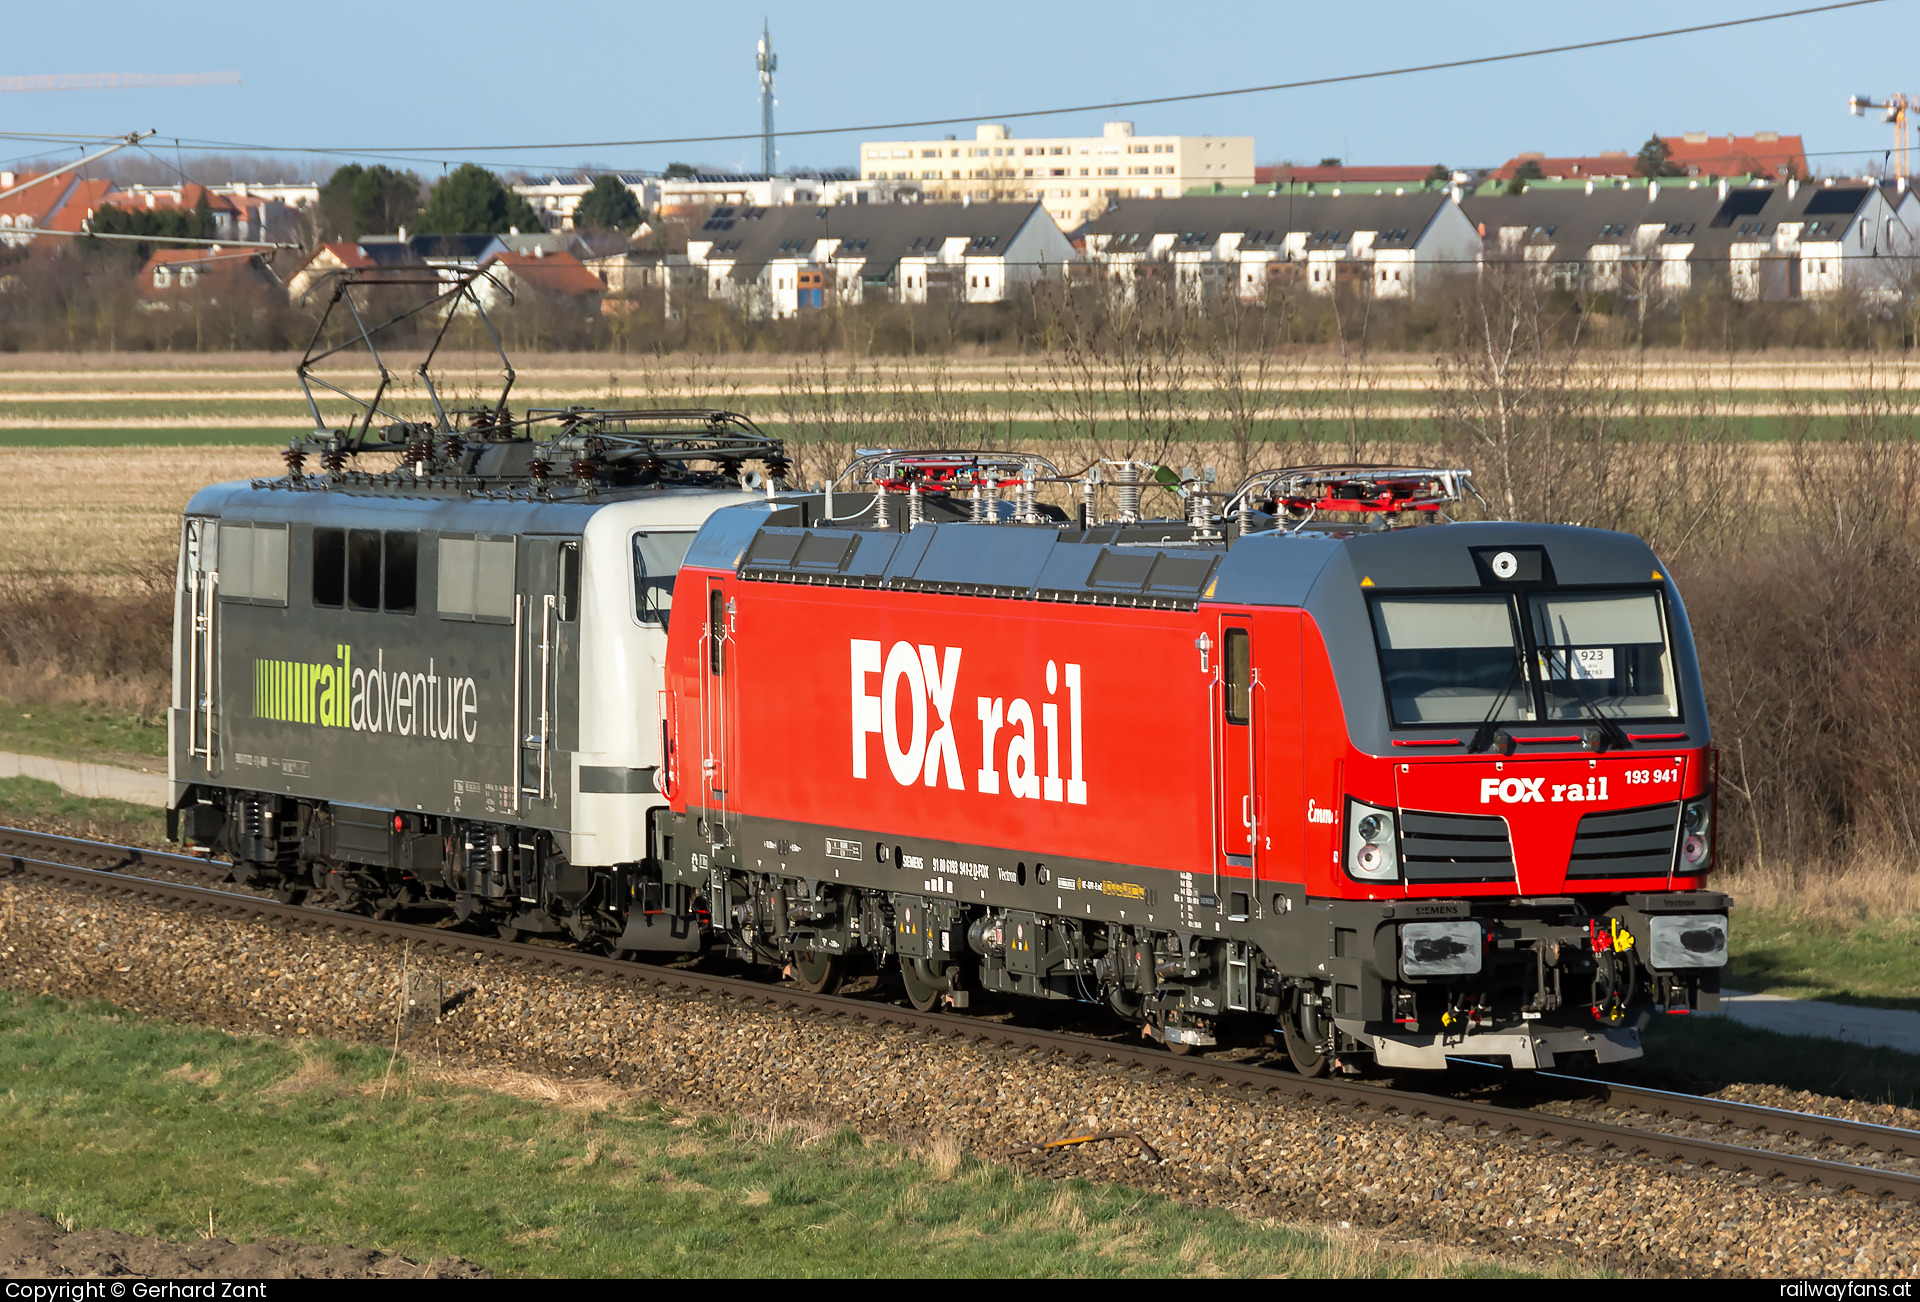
1393, 756, 1692, 893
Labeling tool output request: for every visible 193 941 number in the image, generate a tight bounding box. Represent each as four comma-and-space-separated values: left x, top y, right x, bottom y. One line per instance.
1622, 768, 1680, 786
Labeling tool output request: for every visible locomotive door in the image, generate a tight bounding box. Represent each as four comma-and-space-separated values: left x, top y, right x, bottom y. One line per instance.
1212, 615, 1262, 916
697, 576, 734, 842
183, 517, 220, 774
517, 536, 578, 810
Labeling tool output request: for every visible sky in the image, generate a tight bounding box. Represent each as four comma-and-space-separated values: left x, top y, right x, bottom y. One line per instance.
2, 0, 1913, 181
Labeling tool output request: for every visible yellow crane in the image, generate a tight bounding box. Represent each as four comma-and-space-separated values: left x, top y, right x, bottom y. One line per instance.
0, 72, 240, 93
1848, 93, 1912, 181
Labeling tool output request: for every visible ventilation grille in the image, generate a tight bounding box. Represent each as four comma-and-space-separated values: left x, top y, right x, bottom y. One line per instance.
1399, 809, 1516, 884
1568, 801, 1679, 879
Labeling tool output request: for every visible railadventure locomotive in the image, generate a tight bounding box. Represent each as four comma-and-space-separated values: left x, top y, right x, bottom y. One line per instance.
171, 426, 1728, 1074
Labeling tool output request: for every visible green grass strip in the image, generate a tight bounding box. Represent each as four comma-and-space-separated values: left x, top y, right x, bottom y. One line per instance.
0, 993, 1532, 1278
1723, 908, 1920, 1012
0, 702, 167, 763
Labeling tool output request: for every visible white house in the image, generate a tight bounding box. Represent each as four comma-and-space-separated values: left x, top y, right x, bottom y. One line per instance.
1080, 193, 1480, 300
684, 201, 1074, 318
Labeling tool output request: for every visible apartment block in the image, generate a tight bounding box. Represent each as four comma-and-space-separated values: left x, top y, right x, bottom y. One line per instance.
860, 122, 1254, 232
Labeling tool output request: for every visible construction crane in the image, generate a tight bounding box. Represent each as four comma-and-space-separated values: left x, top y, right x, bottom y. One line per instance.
0, 72, 240, 93
1848, 93, 1912, 182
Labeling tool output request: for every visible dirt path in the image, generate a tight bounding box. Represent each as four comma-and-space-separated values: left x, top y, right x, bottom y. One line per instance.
0, 1211, 488, 1279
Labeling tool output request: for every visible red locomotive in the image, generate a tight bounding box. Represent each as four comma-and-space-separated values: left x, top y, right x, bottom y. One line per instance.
652, 454, 1727, 1074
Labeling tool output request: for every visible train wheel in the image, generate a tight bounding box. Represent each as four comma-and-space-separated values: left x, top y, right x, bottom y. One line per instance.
497, 923, 524, 944
899, 958, 945, 1013
790, 951, 845, 995
271, 882, 306, 906
1282, 1012, 1329, 1078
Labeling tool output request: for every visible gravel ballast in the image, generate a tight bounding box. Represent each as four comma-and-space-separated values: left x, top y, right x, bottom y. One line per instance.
3, 875, 1916, 1278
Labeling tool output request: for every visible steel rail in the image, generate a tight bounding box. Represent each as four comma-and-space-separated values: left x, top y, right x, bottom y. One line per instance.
3, 824, 1916, 1200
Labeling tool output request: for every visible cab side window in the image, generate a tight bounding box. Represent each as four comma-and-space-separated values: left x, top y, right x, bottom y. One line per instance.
347, 530, 381, 611
312, 528, 345, 608
218, 521, 289, 607
383, 531, 418, 614
315, 528, 414, 614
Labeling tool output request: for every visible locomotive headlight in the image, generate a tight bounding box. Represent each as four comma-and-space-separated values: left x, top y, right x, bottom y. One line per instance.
1347, 799, 1399, 882
1680, 796, 1713, 868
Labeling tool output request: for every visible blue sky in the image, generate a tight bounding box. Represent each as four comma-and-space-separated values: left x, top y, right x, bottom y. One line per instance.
3, 1, 1911, 180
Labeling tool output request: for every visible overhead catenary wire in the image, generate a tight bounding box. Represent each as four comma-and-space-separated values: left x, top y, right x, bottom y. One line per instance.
125, 1, 1890, 158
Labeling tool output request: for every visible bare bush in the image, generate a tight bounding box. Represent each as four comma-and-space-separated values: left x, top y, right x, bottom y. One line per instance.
0, 575, 172, 716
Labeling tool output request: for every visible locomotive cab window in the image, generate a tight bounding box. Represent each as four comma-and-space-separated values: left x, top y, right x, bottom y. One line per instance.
437, 535, 516, 623
215, 522, 288, 607
383, 531, 417, 614
1223, 628, 1251, 724
1370, 595, 1531, 726
557, 542, 580, 622
311, 527, 345, 608
1529, 590, 1677, 720
347, 530, 381, 611
633, 532, 695, 628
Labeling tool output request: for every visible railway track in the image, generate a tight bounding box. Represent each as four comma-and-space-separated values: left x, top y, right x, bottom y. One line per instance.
4, 823, 1916, 1202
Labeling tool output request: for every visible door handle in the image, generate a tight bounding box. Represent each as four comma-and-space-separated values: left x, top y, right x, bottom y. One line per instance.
1242, 794, 1254, 828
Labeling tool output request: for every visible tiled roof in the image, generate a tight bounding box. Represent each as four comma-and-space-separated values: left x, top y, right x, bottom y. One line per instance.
483, 249, 605, 296
1661, 133, 1806, 179
0, 173, 69, 224
1491, 153, 1639, 182
1080, 194, 1450, 248
693, 201, 1047, 282
1256, 164, 1439, 185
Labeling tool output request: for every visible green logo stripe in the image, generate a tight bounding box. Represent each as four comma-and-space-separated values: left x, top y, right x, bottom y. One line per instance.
254, 649, 354, 728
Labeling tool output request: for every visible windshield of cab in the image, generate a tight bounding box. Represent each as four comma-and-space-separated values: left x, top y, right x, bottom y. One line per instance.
1369, 588, 1678, 727
1528, 591, 1677, 721
1370, 596, 1531, 725
633, 532, 695, 628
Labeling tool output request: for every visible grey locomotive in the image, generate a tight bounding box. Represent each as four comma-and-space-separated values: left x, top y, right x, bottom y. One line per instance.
169, 410, 790, 953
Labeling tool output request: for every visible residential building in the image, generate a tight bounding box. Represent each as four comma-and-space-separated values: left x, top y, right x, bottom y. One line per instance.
136, 245, 278, 305
283, 240, 378, 303
1251, 164, 1458, 193
0, 173, 117, 249
1491, 134, 1807, 187
98, 182, 283, 243
475, 248, 605, 313
1461, 178, 1914, 301
1078, 193, 1480, 301
516, 174, 659, 230
859, 122, 1255, 232
684, 201, 1074, 318
1490, 152, 1643, 185
1661, 132, 1807, 181
513, 171, 899, 229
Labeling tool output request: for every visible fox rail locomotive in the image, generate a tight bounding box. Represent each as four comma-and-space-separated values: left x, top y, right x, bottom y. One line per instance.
171, 436, 1730, 1074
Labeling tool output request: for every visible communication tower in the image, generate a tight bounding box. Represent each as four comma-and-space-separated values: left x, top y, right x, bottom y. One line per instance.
757, 20, 777, 176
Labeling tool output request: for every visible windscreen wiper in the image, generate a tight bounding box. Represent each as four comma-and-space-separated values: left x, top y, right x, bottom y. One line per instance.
1467, 654, 1526, 755
1547, 659, 1631, 752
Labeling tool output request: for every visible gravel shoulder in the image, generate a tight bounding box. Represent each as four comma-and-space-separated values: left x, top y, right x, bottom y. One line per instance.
3, 874, 1917, 1278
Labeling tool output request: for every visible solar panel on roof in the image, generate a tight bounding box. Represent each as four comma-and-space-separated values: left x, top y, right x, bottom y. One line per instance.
1803, 188, 1868, 216
1709, 189, 1772, 226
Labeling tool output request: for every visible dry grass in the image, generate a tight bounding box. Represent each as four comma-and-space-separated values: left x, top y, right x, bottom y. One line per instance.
409, 1063, 637, 1113
926, 1132, 964, 1181
0, 446, 283, 584
267, 1053, 340, 1095
1719, 857, 1920, 924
